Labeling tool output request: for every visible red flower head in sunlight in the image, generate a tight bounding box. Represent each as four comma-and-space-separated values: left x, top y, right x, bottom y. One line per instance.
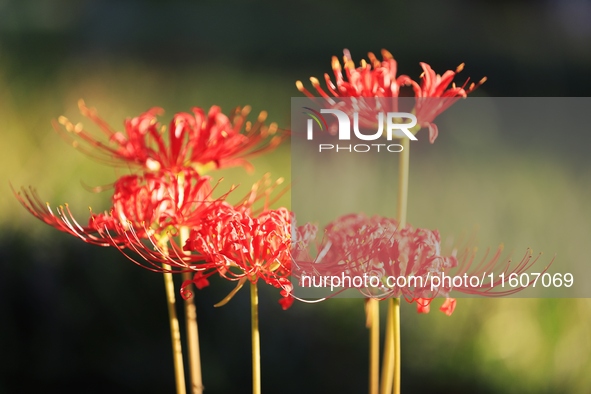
90, 167, 215, 235
296, 49, 413, 99
296, 49, 485, 143
87, 167, 240, 273
408, 62, 487, 143
292, 213, 551, 316
56, 100, 284, 174
184, 203, 293, 309
85, 173, 289, 277
291, 213, 458, 314
13, 168, 234, 274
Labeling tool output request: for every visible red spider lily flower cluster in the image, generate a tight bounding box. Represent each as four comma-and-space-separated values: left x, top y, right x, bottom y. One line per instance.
407, 62, 486, 143
292, 213, 549, 316
14, 101, 293, 307
182, 203, 293, 309
296, 48, 486, 143
94, 168, 213, 233
293, 214, 457, 314
13, 168, 225, 251
296, 49, 413, 99
85, 174, 290, 279
56, 100, 284, 173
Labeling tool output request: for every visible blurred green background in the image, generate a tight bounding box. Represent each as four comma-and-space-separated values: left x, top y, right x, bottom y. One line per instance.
1, 0, 591, 393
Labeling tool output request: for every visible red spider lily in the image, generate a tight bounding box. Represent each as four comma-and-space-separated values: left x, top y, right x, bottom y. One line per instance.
408, 63, 487, 143
296, 49, 413, 100
88, 169, 244, 273
12, 168, 235, 273
12, 184, 113, 247
296, 49, 413, 129
292, 213, 551, 315
90, 173, 290, 275
330, 214, 458, 314
56, 100, 284, 173
183, 203, 293, 309
292, 214, 457, 314
296, 49, 485, 143
91, 168, 216, 236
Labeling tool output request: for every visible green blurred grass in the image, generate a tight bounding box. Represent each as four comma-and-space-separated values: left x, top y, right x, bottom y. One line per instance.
2, 60, 590, 393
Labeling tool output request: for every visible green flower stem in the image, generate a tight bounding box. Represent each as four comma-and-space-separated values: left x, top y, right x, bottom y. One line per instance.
380, 298, 394, 394
251, 281, 261, 394
382, 136, 410, 394
391, 297, 401, 394
369, 299, 380, 394
180, 226, 204, 394
397, 136, 410, 227
394, 136, 409, 394
162, 259, 187, 394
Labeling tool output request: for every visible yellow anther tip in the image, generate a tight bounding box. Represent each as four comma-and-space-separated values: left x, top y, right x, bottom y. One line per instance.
257, 111, 268, 122
331, 56, 341, 70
